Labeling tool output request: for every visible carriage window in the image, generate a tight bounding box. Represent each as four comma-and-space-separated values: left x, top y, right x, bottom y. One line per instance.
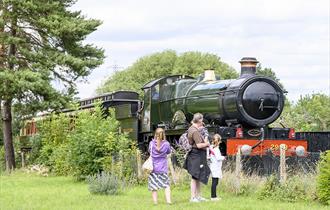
151, 85, 159, 100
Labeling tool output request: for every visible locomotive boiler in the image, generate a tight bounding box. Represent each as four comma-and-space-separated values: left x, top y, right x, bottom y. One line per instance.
184, 57, 284, 127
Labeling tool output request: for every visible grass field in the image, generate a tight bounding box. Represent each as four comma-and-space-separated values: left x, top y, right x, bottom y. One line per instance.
0, 172, 327, 210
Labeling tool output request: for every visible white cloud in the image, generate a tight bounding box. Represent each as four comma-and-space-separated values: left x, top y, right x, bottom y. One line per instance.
73, 0, 330, 102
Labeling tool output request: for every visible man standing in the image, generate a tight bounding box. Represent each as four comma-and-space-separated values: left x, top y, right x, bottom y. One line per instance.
184, 113, 211, 202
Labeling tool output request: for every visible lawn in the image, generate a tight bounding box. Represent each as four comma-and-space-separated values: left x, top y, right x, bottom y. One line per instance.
0, 172, 327, 210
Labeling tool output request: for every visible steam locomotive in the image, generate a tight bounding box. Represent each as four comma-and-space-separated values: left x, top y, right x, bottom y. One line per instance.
21, 57, 308, 159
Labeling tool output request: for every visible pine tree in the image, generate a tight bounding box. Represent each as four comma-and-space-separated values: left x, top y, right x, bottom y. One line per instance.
0, 0, 104, 171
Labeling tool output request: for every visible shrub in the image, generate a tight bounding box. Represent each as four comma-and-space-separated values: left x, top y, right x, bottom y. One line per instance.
25, 103, 136, 181
173, 147, 186, 167
28, 135, 43, 164
258, 175, 279, 199
220, 170, 265, 196
49, 144, 71, 176
68, 106, 135, 180
258, 174, 317, 202
87, 172, 124, 195
37, 113, 71, 170
0, 146, 5, 173
274, 177, 306, 202
317, 150, 330, 205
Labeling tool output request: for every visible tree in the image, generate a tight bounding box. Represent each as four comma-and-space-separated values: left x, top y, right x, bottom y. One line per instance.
0, 0, 104, 171
173, 51, 238, 79
97, 50, 238, 96
256, 64, 285, 91
272, 94, 330, 131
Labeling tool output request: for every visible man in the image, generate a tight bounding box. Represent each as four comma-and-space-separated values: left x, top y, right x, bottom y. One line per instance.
183, 113, 211, 202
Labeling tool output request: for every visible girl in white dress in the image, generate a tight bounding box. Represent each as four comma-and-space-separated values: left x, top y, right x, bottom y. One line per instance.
209, 134, 225, 201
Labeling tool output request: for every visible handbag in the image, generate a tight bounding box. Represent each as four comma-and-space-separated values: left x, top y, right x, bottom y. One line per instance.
142, 143, 153, 173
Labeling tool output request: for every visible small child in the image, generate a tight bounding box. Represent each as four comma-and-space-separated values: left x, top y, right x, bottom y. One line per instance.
198, 124, 210, 158
209, 134, 225, 201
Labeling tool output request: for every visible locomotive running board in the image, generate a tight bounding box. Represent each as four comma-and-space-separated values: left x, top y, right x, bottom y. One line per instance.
226, 138, 308, 157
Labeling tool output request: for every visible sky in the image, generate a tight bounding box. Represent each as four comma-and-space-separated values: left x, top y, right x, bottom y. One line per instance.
72, 0, 329, 102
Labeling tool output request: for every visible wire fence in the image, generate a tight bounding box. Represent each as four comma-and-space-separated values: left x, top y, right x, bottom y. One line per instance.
104, 149, 322, 186
223, 152, 320, 177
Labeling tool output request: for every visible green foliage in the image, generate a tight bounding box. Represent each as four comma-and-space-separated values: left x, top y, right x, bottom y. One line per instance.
87, 171, 124, 195
27, 135, 43, 164
172, 51, 238, 79
0, 124, 3, 146
37, 114, 71, 170
0, 0, 105, 106
0, 146, 5, 173
256, 64, 285, 90
0, 0, 104, 170
28, 104, 136, 180
258, 175, 279, 199
258, 174, 317, 203
173, 148, 186, 167
67, 106, 126, 180
317, 151, 330, 205
97, 50, 238, 96
272, 94, 330, 131
49, 143, 72, 176
220, 171, 264, 196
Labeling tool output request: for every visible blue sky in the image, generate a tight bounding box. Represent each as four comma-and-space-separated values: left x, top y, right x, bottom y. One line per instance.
72, 0, 329, 102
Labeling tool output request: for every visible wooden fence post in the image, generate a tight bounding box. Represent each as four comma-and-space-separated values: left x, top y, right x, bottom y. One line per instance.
119, 152, 123, 179
21, 150, 25, 168
280, 144, 287, 183
136, 149, 142, 179
235, 146, 242, 193
111, 155, 115, 175
167, 154, 176, 185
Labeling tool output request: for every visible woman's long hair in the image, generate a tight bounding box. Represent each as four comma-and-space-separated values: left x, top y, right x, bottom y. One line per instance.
154, 128, 166, 150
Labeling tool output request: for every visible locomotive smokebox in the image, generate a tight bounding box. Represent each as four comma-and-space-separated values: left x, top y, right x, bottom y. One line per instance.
239, 57, 259, 78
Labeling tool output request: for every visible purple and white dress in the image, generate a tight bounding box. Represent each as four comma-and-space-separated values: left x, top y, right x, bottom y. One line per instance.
148, 139, 171, 191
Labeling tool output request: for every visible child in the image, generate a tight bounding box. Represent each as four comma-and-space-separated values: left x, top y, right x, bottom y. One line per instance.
148, 128, 172, 205
209, 134, 225, 201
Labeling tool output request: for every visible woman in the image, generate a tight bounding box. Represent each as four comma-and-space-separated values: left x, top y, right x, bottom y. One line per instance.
148, 128, 172, 205
184, 113, 211, 202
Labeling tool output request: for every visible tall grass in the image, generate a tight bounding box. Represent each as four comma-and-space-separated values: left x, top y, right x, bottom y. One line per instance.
1, 171, 328, 210
172, 166, 318, 203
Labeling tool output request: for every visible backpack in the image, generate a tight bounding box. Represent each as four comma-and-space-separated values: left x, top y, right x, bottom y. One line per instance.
177, 132, 192, 155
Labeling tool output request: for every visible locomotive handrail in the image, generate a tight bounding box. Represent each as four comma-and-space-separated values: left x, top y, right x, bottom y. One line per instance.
251, 127, 265, 150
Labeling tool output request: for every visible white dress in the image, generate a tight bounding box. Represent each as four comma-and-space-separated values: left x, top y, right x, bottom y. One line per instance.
209, 146, 225, 178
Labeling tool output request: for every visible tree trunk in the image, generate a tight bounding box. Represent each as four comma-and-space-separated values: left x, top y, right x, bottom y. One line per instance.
1, 3, 17, 171
2, 99, 15, 171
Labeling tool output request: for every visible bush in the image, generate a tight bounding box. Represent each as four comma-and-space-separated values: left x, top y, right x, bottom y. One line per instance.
28, 135, 43, 164
37, 113, 71, 170
258, 174, 317, 202
317, 150, 330, 205
87, 172, 124, 195
257, 175, 278, 199
24, 103, 137, 181
68, 107, 134, 180
49, 144, 71, 176
0, 146, 5, 173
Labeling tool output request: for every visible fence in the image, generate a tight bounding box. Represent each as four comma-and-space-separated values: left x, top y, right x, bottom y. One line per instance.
106, 146, 322, 188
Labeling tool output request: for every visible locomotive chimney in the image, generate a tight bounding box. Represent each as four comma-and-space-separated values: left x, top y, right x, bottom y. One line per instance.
239, 57, 259, 78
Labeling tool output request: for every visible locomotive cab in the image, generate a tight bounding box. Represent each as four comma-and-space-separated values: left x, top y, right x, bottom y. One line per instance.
140, 75, 194, 133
